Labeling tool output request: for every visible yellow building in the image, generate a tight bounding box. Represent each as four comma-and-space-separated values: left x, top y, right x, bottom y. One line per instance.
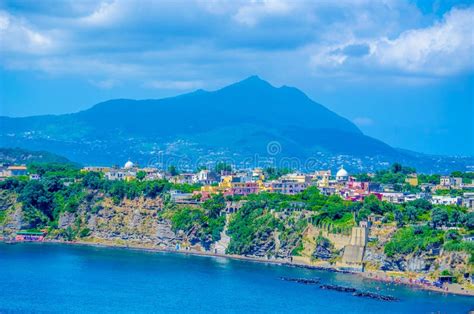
405, 174, 418, 187
201, 185, 219, 194
219, 175, 233, 189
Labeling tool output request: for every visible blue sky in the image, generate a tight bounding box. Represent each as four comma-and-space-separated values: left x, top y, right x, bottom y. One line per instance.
0, 0, 473, 156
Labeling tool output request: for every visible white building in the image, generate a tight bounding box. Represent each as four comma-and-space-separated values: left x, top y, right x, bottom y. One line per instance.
336, 166, 349, 182
431, 195, 462, 206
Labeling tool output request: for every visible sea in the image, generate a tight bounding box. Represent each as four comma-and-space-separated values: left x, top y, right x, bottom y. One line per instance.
0, 243, 472, 313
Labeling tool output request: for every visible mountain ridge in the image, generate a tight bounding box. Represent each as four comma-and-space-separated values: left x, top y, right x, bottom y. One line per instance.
0, 76, 471, 172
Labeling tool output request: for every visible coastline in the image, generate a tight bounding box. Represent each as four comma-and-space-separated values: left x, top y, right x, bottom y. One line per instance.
3, 238, 473, 297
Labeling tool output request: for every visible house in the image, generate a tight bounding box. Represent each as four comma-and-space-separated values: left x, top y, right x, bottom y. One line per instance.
7, 165, 27, 176
281, 173, 311, 183
439, 176, 462, 188
440, 176, 453, 186
196, 169, 218, 184
105, 169, 136, 181
251, 168, 264, 181
228, 182, 259, 196
462, 192, 474, 211
431, 195, 461, 206
81, 166, 110, 173
170, 173, 196, 184
381, 192, 405, 204
313, 170, 331, 186
170, 190, 195, 203
29, 174, 41, 180
270, 180, 308, 195
405, 174, 418, 186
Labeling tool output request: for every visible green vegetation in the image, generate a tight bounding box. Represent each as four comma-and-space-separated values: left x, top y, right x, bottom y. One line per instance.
0, 147, 75, 165
165, 195, 226, 245
227, 200, 282, 255
384, 226, 444, 257
264, 167, 292, 181
215, 162, 232, 173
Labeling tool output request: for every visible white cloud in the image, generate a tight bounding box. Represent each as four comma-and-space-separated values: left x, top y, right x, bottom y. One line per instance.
0, 11, 55, 54
233, 0, 293, 26
310, 6, 474, 77
372, 7, 474, 75
79, 1, 123, 26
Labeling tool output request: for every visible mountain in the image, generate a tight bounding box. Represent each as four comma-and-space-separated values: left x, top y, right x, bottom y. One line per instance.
0, 76, 471, 172
0, 147, 76, 165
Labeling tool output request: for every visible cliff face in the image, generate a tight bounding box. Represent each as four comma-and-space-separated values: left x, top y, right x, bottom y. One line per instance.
0, 191, 181, 249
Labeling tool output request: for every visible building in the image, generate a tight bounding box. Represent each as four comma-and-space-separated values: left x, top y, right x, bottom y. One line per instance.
431, 195, 462, 206
124, 160, 135, 169
440, 176, 462, 188
462, 192, 474, 210
228, 182, 259, 196
313, 170, 331, 187
281, 173, 310, 184
170, 173, 196, 184
381, 192, 405, 204
15, 231, 45, 242
251, 168, 264, 181
440, 176, 452, 186
196, 169, 218, 185
270, 180, 308, 195
105, 169, 128, 181
170, 190, 195, 203
7, 165, 27, 176
29, 174, 41, 180
405, 174, 418, 186
336, 166, 349, 182
81, 166, 110, 173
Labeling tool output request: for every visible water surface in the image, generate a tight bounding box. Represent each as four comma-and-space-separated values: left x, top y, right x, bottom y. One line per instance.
1, 243, 472, 313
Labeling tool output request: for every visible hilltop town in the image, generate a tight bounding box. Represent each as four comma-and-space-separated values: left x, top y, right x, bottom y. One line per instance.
77, 160, 474, 209
0, 160, 473, 295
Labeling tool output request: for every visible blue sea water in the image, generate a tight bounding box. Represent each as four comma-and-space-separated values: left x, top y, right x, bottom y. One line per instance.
0, 243, 472, 313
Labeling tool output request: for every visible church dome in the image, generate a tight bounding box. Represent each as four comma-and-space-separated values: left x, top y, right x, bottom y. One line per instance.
124, 160, 134, 169
336, 167, 348, 178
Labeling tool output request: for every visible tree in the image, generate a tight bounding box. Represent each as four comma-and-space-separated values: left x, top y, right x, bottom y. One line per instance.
406, 206, 419, 223
19, 180, 54, 219
465, 212, 474, 230
394, 209, 404, 227
136, 171, 146, 181
82, 171, 103, 190
391, 163, 403, 174
431, 207, 448, 228
203, 194, 226, 218
215, 162, 232, 173
168, 165, 179, 176
363, 194, 383, 214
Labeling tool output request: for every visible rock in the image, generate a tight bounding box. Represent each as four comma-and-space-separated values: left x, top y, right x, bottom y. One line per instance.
280, 277, 320, 284
58, 212, 76, 229
353, 291, 399, 302
406, 256, 429, 272
381, 258, 406, 272
319, 284, 357, 293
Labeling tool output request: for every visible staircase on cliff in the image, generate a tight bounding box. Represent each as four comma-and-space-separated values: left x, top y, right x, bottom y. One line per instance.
213, 214, 231, 254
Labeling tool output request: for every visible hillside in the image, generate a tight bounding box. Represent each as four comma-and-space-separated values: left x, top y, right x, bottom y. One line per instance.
0, 147, 75, 165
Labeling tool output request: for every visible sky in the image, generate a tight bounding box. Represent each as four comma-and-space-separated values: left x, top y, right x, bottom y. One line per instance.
0, 0, 473, 156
